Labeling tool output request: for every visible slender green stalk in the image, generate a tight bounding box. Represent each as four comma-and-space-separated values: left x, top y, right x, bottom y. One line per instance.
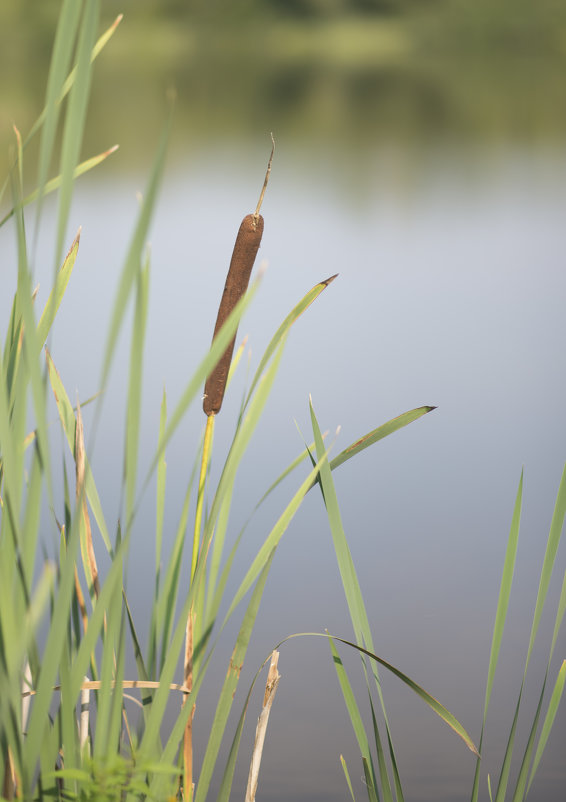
191, 414, 215, 582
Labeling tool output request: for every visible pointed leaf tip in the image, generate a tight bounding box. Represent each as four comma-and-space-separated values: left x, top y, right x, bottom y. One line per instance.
322, 273, 338, 286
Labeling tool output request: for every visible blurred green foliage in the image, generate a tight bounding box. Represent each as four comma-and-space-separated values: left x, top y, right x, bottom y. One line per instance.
1, 0, 565, 167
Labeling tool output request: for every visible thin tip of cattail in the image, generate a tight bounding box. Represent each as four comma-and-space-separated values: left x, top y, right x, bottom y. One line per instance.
335, 425, 341, 436
113, 13, 124, 28
257, 259, 268, 277
322, 273, 339, 287
253, 134, 275, 221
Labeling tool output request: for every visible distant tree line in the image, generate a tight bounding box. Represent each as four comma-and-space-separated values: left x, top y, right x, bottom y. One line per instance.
150, 0, 428, 20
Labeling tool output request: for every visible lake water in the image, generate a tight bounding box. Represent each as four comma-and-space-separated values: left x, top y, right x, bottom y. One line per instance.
16, 142, 563, 802
2, 8, 566, 799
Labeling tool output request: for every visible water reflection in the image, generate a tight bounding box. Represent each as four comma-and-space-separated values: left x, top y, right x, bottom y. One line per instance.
1, 6, 566, 163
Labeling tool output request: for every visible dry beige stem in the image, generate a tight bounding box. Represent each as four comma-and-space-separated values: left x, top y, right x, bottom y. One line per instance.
80, 676, 90, 751
245, 651, 281, 802
21, 679, 190, 698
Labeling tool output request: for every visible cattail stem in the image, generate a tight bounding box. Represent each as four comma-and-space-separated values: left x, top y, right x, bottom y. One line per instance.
191, 413, 215, 581
184, 138, 275, 799
183, 412, 215, 799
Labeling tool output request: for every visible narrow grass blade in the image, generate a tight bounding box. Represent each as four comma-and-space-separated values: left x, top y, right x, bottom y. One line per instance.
69, 534, 131, 702
510, 675, 548, 802
525, 463, 566, 669
23, 511, 83, 786
0, 149, 118, 230
310, 401, 372, 648
494, 690, 522, 802
194, 552, 275, 802
362, 757, 380, 802
484, 472, 523, 716
138, 579, 196, 759
2, 293, 22, 396
93, 570, 124, 762
195, 647, 276, 802
527, 660, 566, 792
12, 165, 55, 511
204, 477, 234, 619
494, 465, 566, 802
190, 340, 292, 687
204, 519, 245, 636
315, 632, 479, 757
549, 570, 566, 672
471, 472, 523, 802
124, 253, 150, 524
336, 635, 479, 755
329, 637, 377, 789
221, 435, 330, 626
155, 389, 168, 589
54, 0, 100, 268
27, 14, 121, 149
20, 448, 44, 597
36, 230, 80, 346
341, 755, 357, 802
123, 590, 151, 709
369, 694, 395, 802
155, 478, 193, 672
99, 103, 172, 397
255, 436, 324, 508
46, 349, 112, 552
144, 273, 262, 490
188, 334, 290, 617
0, 351, 22, 518
147, 389, 168, 676
34, 0, 81, 225
243, 274, 337, 410
156, 447, 332, 795
328, 406, 436, 476
59, 611, 80, 789
310, 397, 437, 798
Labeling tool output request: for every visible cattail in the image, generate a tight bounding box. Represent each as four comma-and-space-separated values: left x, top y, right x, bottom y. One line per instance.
203, 137, 274, 416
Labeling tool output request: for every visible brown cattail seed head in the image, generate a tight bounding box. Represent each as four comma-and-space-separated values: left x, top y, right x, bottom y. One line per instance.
203, 214, 264, 416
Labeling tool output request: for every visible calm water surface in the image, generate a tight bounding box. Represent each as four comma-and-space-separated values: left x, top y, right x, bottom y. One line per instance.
18, 142, 563, 801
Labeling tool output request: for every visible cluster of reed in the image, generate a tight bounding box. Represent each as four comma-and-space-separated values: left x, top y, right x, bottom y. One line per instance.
1, 6, 564, 802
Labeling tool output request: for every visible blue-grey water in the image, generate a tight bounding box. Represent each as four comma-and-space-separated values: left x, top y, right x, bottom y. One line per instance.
8, 142, 562, 801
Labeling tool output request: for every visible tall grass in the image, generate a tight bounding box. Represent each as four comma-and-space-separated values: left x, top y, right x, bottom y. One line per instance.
0, 6, 563, 802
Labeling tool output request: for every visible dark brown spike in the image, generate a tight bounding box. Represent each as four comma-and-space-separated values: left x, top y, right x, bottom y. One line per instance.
203, 213, 264, 416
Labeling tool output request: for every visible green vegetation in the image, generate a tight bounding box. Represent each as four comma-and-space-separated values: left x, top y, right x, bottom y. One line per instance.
1, 0, 565, 161
1, 4, 564, 801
